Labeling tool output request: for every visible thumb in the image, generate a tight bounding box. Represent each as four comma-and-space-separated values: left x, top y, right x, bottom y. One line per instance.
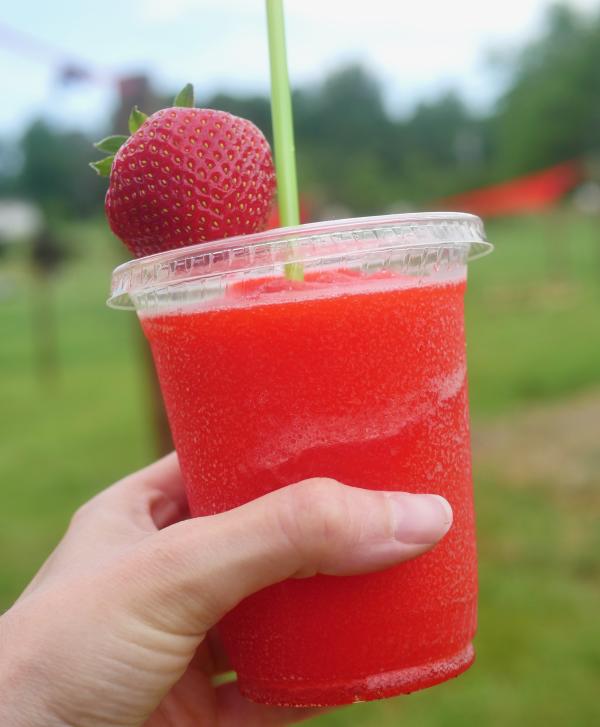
127, 478, 452, 634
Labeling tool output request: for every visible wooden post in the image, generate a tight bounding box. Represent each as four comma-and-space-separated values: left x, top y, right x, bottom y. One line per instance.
545, 208, 570, 283
135, 321, 173, 457
30, 226, 63, 388
31, 270, 58, 387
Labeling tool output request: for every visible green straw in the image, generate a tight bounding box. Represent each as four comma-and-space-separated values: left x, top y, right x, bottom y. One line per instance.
265, 0, 303, 281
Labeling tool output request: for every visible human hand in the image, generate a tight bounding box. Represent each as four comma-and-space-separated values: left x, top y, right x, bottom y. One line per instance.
0, 453, 452, 727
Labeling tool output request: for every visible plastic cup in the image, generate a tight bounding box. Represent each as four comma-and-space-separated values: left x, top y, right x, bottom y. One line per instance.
109, 212, 492, 707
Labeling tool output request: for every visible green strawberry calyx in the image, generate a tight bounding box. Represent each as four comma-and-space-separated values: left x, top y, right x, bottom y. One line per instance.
90, 83, 194, 177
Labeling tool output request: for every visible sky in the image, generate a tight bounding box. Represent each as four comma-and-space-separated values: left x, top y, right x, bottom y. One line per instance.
0, 0, 598, 137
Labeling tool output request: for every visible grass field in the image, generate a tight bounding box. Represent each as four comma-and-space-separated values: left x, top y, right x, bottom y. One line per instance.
1, 212, 599, 725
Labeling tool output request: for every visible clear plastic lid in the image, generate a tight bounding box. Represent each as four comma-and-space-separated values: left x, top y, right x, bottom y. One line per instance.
108, 212, 491, 310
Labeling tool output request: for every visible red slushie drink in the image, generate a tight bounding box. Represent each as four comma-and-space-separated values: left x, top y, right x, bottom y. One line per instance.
109, 213, 491, 706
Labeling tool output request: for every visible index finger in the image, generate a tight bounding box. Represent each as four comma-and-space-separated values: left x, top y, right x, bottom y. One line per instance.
95, 452, 189, 530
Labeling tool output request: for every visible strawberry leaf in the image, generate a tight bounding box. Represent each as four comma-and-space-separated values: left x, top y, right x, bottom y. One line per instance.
174, 83, 194, 108
94, 135, 128, 154
128, 106, 148, 134
89, 156, 115, 177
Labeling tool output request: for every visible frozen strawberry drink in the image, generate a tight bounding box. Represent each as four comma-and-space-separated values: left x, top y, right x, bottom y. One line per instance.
109, 212, 492, 706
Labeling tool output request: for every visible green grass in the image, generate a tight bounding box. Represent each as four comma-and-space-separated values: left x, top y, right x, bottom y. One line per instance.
467, 213, 600, 415
0, 223, 153, 604
1, 212, 599, 725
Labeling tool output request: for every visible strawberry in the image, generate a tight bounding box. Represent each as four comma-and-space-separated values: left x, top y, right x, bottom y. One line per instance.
91, 84, 276, 257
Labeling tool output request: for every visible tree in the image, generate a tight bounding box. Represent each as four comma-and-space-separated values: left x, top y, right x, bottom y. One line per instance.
202, 93, 273, 142
13, 0, 600, 225
492, 3, 600, 177
19, 120, 105, 217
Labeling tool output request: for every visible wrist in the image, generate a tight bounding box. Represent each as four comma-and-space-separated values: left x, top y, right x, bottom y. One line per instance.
0, 608, 68, 727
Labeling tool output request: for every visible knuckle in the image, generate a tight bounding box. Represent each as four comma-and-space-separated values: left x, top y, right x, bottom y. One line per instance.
66, 484, 126, 532
278, 478, 353, 564
68, 492, 116, 532
110, 531, 185, 608
141, 521, 188, 576
120, 521, 220, 630
68, 499, 98, 529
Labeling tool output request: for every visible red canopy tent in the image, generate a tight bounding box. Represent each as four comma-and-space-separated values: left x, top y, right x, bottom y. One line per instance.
437, 160, 583, 218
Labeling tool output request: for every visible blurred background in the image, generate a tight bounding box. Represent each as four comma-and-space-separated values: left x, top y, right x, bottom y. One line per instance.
1, 1, 599, 725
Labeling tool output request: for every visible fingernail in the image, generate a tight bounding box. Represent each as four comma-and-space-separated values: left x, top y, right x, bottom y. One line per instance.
388, 493, 453, 544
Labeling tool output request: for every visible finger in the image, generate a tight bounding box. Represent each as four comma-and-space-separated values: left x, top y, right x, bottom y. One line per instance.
206, 628, 233, 675
215, 681, 328, 726
106, 452, 188, 528
71, 453, 188, 534
129, 479, 452, 634
187, 631, 233, 677
20, 456, 189, 601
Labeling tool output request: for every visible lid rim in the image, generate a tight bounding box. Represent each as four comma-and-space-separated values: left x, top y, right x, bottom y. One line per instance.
109, 212, 491, 310
113, 211, 486, 274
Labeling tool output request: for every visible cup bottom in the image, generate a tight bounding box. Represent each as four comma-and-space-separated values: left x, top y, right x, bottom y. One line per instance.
237, 642, 475, 707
